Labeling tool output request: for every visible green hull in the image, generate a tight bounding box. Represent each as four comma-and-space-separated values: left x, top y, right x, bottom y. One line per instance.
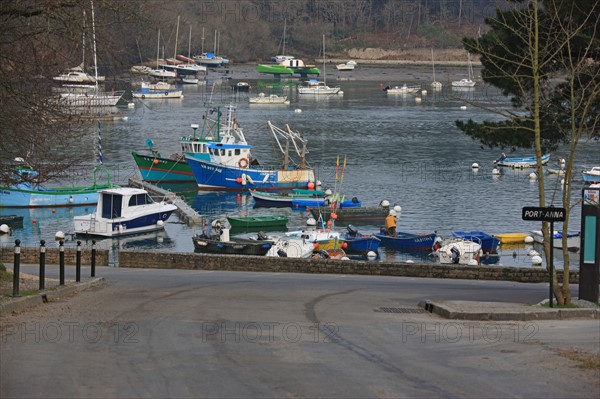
226, 215, 288, 228
132, 151, 195, 183
256, 64, 321, 76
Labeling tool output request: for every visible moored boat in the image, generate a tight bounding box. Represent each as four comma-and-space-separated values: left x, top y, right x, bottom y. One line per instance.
432, 238, 481, 265
132, 104, 243, 183
495, 232, 530, 244
451, 231, 499, 253
383, 84, 420, 94
249, 93, 290, 105
374, 230, 438, 251
192, 228, 273, 255
73, 187, 177, 237
132, 81, 183, 99
226, 215, 288, 229
309, 205, 390, 225
185, 119, 316, 191
250, 189, 327, 207
530, 230, 580, 251
494, 153, 551, 168
342, 225, 381, 254
582, 166, 600, 183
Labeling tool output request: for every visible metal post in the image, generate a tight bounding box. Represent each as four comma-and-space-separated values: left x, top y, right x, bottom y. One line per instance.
59, 240, 65, 286
39, 240, 46, 290
549, 221, 554, 308
76, 240, 81, 282
91, 240, 96, 277
12, 239, 21, 297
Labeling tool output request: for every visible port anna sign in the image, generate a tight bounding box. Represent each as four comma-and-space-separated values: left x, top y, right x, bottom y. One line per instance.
522, 206, 566, 222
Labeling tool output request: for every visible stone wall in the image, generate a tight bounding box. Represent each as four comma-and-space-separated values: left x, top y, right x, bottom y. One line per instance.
0, 246, 109, 266
119, 250, 579, 283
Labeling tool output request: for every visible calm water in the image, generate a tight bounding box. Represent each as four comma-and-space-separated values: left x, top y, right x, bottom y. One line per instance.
2, 74, 598, 268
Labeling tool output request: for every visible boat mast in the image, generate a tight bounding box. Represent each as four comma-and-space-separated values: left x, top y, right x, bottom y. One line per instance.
322, 34, 326, 84
431, 48, 436, 82
282, 18, 286, 55
201, 28, 205, 54
82, 10, 86, 69
174, 16, 180, 59
90, 0, 98, 92
188, 25, 192, 58
156, 29, 160, 69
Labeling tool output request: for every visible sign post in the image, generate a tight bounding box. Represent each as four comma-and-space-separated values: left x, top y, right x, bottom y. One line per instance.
580, 187, 599, 304
522, 206, 566, 308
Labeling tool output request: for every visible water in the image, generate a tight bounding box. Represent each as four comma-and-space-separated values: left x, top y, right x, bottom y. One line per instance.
2, 74, 598, 268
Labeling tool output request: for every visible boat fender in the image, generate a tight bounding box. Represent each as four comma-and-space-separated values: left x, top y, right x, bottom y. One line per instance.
164, 91, 169, 96
246, 175, 254, 185
238, 158, 249, 168
141, 94, 145, 99
241, 173, 247, 185
262, 174, 269, 183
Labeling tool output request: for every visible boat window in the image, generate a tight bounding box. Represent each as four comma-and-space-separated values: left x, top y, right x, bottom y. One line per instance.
220, 149, 225, 156
101, 194, 122, 219
235, 149, 240, 155
129, 193, 152, 207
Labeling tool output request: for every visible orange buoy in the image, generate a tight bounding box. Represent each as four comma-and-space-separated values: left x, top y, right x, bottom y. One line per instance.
153, 159, 159, 164
331, 212, 338, 220
32, 219, 36, 224
52, 209, 56, 214
307, 181, 315, 189
236, 177, 243, 183
313, 242, 319, 249
342, 242, 348, 249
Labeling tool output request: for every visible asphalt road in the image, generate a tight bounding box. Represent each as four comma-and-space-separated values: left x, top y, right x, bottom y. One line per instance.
1, 265, 599, 398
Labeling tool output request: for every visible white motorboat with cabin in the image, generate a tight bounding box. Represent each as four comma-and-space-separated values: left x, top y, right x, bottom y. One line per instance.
74, 187, 177, 237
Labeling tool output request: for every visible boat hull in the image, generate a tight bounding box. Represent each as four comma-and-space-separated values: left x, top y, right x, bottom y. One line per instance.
451, 231, 499, 253
309, 207, 388, 224
186, 157, 315, 191
530, 230, 580, 250
226, 215, 288, 228
343, 235, 381, 253
582, 167, 600, 183
495, 154, 550, 168
375, 231, 437, 251
74, 209, 176, 237
192, 236, 273, 255
495, 233, 529, 244
0, 185, 109, 208
132, 151, 196, 183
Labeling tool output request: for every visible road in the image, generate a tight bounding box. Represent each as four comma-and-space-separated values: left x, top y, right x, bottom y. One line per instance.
1, 265, 599, 398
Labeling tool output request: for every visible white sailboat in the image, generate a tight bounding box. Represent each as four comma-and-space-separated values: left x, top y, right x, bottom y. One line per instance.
452, 52, 476, 88
298, 35, 343, 95
271, 18, 295, 62
58, 2, 124, 108
149, 29, 177, 79
430, 48, 442, 90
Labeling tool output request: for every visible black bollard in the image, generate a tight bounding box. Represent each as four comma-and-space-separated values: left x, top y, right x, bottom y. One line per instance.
12, 239, 21, 297
39, 240, 46, 290
76, 240, 81, 282
91, 240, 96, 277
59, 240, 65, 286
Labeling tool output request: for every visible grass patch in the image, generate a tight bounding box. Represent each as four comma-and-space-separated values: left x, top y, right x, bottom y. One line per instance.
554, 349, 600, 370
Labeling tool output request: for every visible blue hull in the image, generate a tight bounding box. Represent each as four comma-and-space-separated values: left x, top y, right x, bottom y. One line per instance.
451, 231, 499, 253
0, 186, 103, 208
375, 231, 437, 251
186, 157, 315, 191
343, 235, 381, 253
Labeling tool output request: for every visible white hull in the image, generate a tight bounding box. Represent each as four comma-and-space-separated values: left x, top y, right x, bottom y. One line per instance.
434, 239, 481, 265
451, 79, 476, 87
249, 94, 290, 104
385, 85, 420, 94
58, 91, 124, 107
266, 237, 314, 258
530, 230, 580, 250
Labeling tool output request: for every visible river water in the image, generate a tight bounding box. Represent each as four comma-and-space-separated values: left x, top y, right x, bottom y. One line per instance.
2, 67, 598, 268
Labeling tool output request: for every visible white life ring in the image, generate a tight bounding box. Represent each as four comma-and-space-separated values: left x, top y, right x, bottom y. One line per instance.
238, 158, 249, 168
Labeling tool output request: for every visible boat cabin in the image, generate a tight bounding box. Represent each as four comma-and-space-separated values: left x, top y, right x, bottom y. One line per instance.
207, 142, 253, 168
98, 188, 155, 219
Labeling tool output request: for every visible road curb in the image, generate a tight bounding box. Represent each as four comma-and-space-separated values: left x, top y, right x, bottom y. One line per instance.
419, 300, 600, 321
0, 278, 105, 316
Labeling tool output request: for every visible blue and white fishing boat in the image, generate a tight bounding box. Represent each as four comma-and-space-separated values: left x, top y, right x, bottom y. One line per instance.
73, 187, 177, 237
451, 230, 500, 253
132, 105, 238, 183
375, 230, 438, 251
494, 153, 550, 168
186, 120, 316, 191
